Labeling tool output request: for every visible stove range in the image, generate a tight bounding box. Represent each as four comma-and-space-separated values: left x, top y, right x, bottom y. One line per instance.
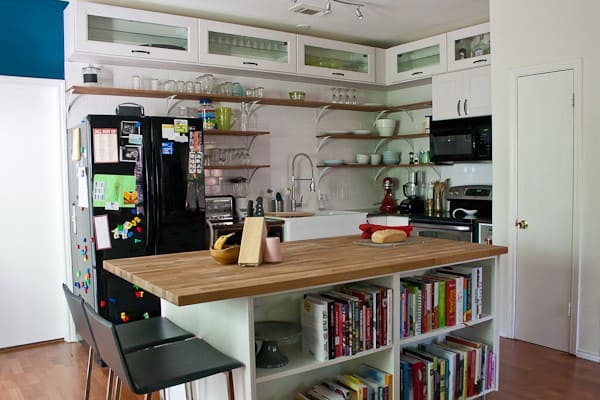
409, 185, 492, 242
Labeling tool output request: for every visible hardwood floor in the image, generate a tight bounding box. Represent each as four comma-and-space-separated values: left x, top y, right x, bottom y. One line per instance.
1, 337, 599, 399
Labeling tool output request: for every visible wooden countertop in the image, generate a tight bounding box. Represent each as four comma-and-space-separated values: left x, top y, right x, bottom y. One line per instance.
103, 236, 507, 306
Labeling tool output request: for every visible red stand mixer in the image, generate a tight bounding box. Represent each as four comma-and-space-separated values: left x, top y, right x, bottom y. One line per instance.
379, 177, 397, 214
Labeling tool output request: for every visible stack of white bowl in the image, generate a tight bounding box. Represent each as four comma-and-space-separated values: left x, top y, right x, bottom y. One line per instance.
375, 119, 396, 136
382, 150, 400, 165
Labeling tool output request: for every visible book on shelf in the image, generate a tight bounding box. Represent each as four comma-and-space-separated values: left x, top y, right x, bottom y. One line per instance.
355, 373, 388, 400
402, 277, 432, 334
322, 379, 358, 400
430, 271, 465, 325
307, 384, 346, 400
401, 353, 426, 400
425, 273, 457, 327
423, 275, 446, 328
440, 265, 483, 320
400, 359, 410, 400
336, 374, 367, 400
446, 335, 488, 394
301, 294, 330, 361
322, 291, 353, 356
341, 285, 372, 352
357, 363, 393, 388
404, 347, 443, 400
420, 343, 459, 400
441, 340, 476, 397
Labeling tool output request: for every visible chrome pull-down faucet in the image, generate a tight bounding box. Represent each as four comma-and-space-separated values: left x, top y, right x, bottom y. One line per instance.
290, 153, 315, 212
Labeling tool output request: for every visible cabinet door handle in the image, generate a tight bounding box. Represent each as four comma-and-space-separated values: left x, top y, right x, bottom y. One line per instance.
411, 71, 423, 76
132, 50, 151, 55
457, 100, 461, 116
332, 72, 345, 76
473, 59, 487, 64
243, 61, 259, 66
464, 99, 468, 115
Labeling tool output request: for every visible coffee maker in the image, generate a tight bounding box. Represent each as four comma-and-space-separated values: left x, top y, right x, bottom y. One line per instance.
398, 170, 424, 214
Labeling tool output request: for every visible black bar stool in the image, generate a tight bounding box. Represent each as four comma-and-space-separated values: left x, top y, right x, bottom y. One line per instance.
84, 301, 243, 400
62, 283, 195, 399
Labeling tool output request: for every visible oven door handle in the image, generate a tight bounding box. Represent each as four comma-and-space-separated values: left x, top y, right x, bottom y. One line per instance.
411, 223, 472, 231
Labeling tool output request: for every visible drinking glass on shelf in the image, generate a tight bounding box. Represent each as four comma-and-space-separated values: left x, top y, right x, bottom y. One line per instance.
175, 80, 185, 92
336, 88, 344, 103
344, 88, 351, 104
185, 81, 194, 93
163, 80, 175, 92
351, 88, 357, 105
331, 87, 337, 103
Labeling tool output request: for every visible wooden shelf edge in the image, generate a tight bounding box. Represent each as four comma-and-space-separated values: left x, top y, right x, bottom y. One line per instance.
398, 315, 494, 346
204, 129, 269, 136
205, 164, 270, 170
317, 162, 436, 168
316, 132, 430, 139
67, 86, 432, 112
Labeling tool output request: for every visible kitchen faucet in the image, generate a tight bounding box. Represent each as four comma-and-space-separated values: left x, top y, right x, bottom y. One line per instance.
290, 152, 315, 212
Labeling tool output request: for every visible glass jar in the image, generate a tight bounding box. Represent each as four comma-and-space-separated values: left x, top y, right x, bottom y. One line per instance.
198, 99, 216, 130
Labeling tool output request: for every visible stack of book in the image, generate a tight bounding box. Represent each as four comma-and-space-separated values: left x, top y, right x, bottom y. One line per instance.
400, 335, 495, 400
400, 265, 483, 338
301, 283, 393, 361
295, 364, 393, 400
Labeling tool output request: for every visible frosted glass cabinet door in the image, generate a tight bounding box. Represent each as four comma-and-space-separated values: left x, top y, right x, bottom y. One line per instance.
297, 36, 375, 82
66, 2, 199, 63
199, 20, 297, 73
386, 34, 447, 84
447, 22, 491, 71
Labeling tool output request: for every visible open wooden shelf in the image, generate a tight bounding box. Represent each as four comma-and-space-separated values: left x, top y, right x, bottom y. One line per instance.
67, 86, 432, 112
204, 129, 269, 136
316, 132, 429, 140
205, 164, 270, 170
317, 162, 435, 168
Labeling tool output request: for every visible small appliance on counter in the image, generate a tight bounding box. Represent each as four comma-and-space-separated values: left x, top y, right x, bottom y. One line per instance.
205, 195, 283, 247
398, 170, 424, 214
409, 185, 492, 242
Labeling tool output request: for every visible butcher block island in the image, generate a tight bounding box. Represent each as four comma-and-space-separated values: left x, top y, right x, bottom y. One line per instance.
104, 236, 508, 400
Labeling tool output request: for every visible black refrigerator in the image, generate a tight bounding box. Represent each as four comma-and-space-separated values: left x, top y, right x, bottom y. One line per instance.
67, 115, 206, 323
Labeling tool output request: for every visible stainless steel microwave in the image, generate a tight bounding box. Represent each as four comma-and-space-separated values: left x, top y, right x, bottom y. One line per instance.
430, 115, 492, 163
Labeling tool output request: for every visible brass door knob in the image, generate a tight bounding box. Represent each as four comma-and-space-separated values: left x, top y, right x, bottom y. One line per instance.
515, 219, 529, 229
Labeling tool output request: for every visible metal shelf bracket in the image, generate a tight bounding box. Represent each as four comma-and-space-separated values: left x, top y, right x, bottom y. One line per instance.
374, 138, 389, 153
315, 105, 332, 130
165, 95, 180, 115
316, 136, 333, 152
374, 166, 389, 182
317, 166, 332, 185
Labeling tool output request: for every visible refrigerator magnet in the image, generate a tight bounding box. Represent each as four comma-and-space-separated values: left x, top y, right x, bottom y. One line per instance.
119, 145, 141, 162
127, 133, 143, 145
92, 128, 118, 164
93, 215, 112, 250
162, 141, 174, 155
161, 124, 175, 139
174, 119, 188, 134
120, 121, 140, 138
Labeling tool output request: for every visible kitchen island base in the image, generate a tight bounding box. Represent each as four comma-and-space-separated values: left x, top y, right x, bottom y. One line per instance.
104, 236, 506, 400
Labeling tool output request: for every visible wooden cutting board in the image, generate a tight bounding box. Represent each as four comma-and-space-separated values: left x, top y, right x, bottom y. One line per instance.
264, 211, 315, 217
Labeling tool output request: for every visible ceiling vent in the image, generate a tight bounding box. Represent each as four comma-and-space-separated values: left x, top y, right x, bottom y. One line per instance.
288, 2, 329, 16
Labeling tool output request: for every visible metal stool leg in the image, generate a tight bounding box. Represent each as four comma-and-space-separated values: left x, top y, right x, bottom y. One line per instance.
184, 382, 195, 400
112, 377, 122, 400
84, 347, 94, 400
225, 370, 235, 400
144, 393, 152, 400
106, 369, 115, 400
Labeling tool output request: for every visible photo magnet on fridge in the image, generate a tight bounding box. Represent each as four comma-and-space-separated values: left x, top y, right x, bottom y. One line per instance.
120, 145, 141, 162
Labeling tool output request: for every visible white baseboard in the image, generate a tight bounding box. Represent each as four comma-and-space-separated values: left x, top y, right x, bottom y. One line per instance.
576, 349, 600, 363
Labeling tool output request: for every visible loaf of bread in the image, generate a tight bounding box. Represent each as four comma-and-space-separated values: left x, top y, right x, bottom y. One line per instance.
371, 229, 408, 244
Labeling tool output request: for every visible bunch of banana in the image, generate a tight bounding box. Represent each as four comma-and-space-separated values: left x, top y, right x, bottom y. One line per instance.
213, 233, 236, 250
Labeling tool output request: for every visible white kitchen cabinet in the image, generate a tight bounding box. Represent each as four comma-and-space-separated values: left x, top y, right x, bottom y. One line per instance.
386, 34, 447, 84
297, 35, 375, 83
432, 66, 491, 120
447, 22, 491, 72
199, 20, 297, 73
64, 2, 199, 64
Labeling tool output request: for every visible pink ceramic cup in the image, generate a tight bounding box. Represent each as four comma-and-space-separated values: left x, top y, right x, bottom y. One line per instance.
263, 237, 283, 263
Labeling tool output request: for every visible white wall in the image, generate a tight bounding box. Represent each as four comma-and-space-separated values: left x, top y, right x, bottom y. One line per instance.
490, 0, 600, 359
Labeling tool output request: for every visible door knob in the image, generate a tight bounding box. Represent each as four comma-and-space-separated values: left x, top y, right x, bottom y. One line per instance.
515, 219, 529, 229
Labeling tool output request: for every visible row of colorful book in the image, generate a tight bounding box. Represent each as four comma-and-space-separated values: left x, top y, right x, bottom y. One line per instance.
400, 335, 495, 400
295, 364, 393, 400
301, 283, 393, 361
400, 265, 483, 338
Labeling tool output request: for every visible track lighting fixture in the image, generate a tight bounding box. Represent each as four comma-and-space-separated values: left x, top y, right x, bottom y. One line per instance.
289, 0, 365, 20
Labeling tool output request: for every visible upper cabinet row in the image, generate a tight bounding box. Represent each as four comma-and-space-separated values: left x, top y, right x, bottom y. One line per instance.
64, 2, 487, 85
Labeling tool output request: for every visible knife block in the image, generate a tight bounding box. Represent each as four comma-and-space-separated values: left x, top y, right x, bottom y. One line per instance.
238, 217, 267, 267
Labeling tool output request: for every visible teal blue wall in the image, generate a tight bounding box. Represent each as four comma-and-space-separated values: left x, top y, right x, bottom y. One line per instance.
0, 0, 67, 79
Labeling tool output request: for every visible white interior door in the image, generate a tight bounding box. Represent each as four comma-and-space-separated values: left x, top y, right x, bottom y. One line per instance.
515, 69, 574, 351
0, 76, 68, 348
